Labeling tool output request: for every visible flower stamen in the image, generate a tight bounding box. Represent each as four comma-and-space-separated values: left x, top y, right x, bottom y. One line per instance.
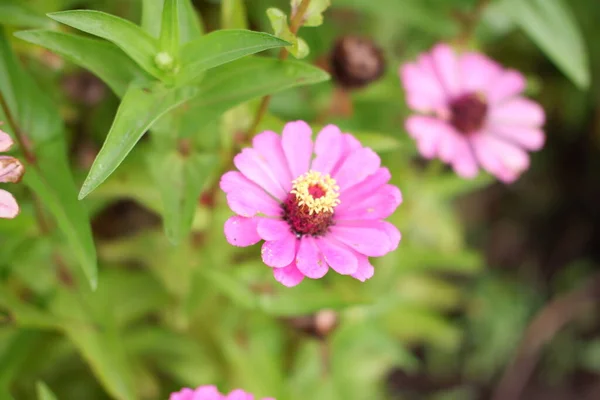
290, 170, 340, 215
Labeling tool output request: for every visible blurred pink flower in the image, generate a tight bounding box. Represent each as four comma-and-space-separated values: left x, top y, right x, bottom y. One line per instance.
0, 130, 24, 219
400, 43, 546, 183
169, 385, 274, 400
220, 121, 402, 287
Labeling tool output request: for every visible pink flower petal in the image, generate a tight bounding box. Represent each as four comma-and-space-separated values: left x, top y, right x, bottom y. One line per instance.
257, 218, 291, 241
220, 171, 281, 217
335, 184, 401, 220
487, 124, 545, 151
405, 116, 456, 159
296, 236, 328, 279
252, 130, 293, 192
338, 167, 391, 205
311, 125, 344, 175
437, 127, 461, 163
430, 43, 461, 98
450, 136, 479, 179
234, 148, 287, 200
400, 60, 447, 112
380, 220, 402, 250
333, 147, 381, 191
0, 156, 24, 183
226, 389, 254, 400
488, 97, 545, 127
329, 222, 397, 257
273, 262, 305, 287
169, 388, 195, 400
0, 130, 14, 152
329, 133, 363, 177
472, 133, 530, 183
281, 121, 313, 179
485, 69, 526, 104
0, 189, 19, 219
459, 52, 502, 94
352, 254, 375, 282
224, 216, 261, 247
261, 232, 297, 268
315, 237, 358, 275
170, 386, 222, 400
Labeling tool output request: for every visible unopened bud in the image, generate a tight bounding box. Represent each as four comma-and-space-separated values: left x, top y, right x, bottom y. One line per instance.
330, 36, 385, 89
0, 156, 24, 183
155, 52, 175, 71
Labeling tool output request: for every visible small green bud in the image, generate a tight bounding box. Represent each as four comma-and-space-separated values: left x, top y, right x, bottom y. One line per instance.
155, 52, 174, 71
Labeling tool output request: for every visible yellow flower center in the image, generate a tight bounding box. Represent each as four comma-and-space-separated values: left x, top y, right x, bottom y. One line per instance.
290, 170, 341, 215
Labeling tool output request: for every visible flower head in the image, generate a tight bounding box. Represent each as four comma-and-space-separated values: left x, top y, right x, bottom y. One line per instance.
170, 385, 274, 400
400, 43, 546, 183
220, 121, 402, 287
0, 129, 24, 219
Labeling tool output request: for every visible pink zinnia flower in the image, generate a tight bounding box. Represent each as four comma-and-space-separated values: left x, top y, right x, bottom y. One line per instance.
220, 121, 402, 287
0, 130, 24, 219
400, 43, 546, 183
170, 385, 274, 400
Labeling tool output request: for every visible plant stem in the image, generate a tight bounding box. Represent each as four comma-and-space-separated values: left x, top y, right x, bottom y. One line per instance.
454, 0, 490, 48
247, 0, 311, 136
0, 93, 35, 164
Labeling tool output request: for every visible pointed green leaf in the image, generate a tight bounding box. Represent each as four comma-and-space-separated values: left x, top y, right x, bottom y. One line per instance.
500, 0, 590, 89
51, 286, 137, 400
291, 0, 331, 27
14, 30, 151, 97
149, 149, 218, 244
182, 57, 329, 132
0, 30, 97, 289
159, 0, 180, 55
179, 0, 204, 40
222, 0, 248, 29
36, 382, 58, 400
47, 10, 163, 79
267, 8, 309, 59
0, 0, 54, 28
0, 331, 44, 389
142, 0, 203, 42
178, 30, 289, 85
79, 83, 199, 199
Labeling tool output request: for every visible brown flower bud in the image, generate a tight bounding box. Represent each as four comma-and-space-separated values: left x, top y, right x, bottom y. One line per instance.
0, 156, 24, 183
287, 309, 339, 339
330, 36, 385, 89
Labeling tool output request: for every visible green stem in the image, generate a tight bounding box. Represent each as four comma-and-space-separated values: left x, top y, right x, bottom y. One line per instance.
247, 0, 312, 136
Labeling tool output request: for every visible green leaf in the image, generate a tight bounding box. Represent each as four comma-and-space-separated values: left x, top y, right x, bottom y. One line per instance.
291, 0, 331, 27
48, 10, 163, 79
159, 0, 180, 59
36, 382, 58, 400
0, 30, 97, 289
221, 0, 248, 29
267, 8, 309, 59
351, 131, 403, 153
14, 30, 151, 97
198, 268, 259, 310
79, 83, 198, 199
0, 0, 54, 28
182, 56, 329, 132
500, 0, 590, 89
260, 291, 366, 316
0, 284, 59, 329
0, 331, 44, 389
148, 150, 218, 244
51, 287, 137, 400
142, 0, 203, 42
177, 30, 289, 85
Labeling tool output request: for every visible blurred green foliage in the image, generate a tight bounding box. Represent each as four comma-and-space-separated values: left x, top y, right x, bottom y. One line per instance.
0, 0, 599, 399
